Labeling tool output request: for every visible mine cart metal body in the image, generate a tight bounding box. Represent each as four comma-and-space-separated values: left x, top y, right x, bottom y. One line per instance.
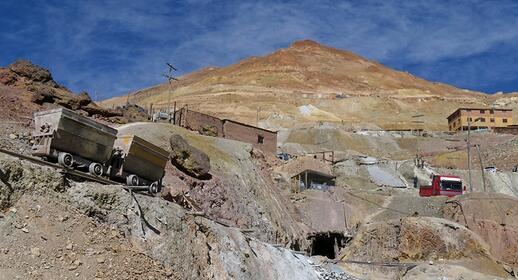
31, 108, 117, 174
110, 134, 169, 188
31, 108, 168, 194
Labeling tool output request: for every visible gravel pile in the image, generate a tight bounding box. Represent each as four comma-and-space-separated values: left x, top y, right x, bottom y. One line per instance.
313, 263, 361, 280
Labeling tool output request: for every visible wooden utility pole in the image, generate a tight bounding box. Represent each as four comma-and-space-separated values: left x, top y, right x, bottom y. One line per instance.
173, 101, 177, 124
467, 114, 472, 192
411, 114, 425, 168
163, 62, 178, 123
467, 116, 484, 192
475, 144, 487, 192
256, 106, 260, 126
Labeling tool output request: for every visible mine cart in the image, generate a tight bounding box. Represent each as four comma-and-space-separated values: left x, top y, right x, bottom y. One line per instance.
31, 108, 117, 176
110, 134, 169, 192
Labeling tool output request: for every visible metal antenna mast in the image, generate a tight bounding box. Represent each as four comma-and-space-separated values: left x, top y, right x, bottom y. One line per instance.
163, 62, 178, 121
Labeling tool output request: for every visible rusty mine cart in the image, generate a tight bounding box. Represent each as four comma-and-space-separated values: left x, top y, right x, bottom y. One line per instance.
31, 108, 169, 193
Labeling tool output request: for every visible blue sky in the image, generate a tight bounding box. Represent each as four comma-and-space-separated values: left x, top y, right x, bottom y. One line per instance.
1, 0, 518, 100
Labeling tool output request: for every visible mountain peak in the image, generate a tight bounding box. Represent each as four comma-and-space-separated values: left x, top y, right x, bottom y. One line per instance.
289, 39, 323, 49
102, 40, 488, 131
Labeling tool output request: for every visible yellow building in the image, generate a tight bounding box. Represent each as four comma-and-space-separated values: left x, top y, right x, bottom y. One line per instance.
447, 108, 513, 132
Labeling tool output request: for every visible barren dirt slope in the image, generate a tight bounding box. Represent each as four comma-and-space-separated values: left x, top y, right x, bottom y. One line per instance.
101, 40, 518, 130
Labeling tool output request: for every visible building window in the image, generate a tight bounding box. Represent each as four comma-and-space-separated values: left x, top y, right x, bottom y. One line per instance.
480, 118, 486, 122
257, 135, 264, 144
468, 117, 473, 122
480, 110, 485, 114
503, 119, 508, 123
490, 118, 495, 123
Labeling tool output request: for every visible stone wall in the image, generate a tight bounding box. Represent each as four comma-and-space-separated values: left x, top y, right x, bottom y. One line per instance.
494, 126, 518, 135
223, 120, 277, 154
174, 108, 224, 137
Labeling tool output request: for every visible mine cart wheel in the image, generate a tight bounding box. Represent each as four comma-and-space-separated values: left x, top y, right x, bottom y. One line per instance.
149, 182, 160, 194
88, 163, 103, 176
58, 152, 74, 168
126, 174, 140, 186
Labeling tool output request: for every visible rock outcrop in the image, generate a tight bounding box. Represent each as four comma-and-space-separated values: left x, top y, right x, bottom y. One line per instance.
442, 193, 518, 265
341, 217, 492, 262
169, 134, 211, 179
339, 216, 508, 279
0, 60, 149, 123
7, 60, 57, 86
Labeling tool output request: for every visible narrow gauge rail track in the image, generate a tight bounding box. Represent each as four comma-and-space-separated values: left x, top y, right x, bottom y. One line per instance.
0, 147, 150, 192
329, 259, 418, 268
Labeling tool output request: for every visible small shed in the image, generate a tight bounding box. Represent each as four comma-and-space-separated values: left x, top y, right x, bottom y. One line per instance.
291, 169, 335, 192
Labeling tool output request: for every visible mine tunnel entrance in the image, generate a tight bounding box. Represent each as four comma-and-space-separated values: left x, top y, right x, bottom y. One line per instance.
309, 232, 348, 259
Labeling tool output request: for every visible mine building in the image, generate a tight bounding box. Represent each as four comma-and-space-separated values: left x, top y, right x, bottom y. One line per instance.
290, 169, 336, 192
447, 108, 513, 132
275, 156, 335, 192
173, 107, 277, 154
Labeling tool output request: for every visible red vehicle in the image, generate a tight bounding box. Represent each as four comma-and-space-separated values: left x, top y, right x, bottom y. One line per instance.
419, 175, 465, 197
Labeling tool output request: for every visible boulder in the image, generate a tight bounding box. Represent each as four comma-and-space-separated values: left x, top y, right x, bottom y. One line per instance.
169, 134, 210, 178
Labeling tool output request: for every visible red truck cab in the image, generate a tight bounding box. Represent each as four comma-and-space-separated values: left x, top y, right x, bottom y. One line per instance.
419, 175, 465, 197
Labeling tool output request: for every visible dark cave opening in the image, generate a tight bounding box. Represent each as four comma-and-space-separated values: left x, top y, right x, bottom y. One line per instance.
309, 232, 347, 259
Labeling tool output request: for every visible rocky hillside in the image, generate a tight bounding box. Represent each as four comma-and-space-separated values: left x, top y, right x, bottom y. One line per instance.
101, 40, 518, 130
2, 124, 517, 279
0, 60, 148, 123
